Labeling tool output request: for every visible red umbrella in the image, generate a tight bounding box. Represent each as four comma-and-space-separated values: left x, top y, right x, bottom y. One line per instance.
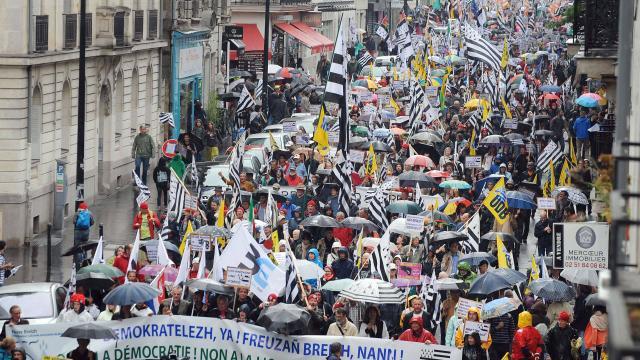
275, 67, 293, 79
405, 155, 436, 168
426, 170, 450, 178
539, 93, 560, 101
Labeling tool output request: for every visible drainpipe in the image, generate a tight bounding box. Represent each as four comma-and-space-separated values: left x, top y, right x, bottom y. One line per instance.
24, 0, 34, 244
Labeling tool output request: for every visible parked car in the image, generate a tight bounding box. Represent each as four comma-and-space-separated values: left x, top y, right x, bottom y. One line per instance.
0, 282, 66, 325
246, 132, 292, 151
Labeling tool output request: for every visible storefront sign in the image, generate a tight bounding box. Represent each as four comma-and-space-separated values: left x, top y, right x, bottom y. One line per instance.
179, 47, 203, 78
553, 223, 609, 269
301, 12, 322, 27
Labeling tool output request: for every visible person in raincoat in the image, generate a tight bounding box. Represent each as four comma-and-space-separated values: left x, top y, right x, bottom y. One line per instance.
455, 307, 492, 351
511, 311, 544, 360
305, 248, 323, 288
454, 262, 477, 286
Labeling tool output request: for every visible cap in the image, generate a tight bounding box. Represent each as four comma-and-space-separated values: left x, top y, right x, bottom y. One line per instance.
273, 183, 281, 190
277, 215, 286, 222
267, 293, 278, 301
293, 154, 300, 160
78, 202, 88, 210
500, 163, 507, 168
192, 257, 200, 264
289, 167, 297, 172
140, 202, 149, 210
558, 311, 571, 322
70, 293, 86, 304
285, 141, 294, 147
307, 199, 317, 207
332, 241, 342, 249
389, 263, 397, 270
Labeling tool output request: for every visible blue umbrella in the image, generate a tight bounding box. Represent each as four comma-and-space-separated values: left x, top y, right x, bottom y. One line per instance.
474, 174, 505, 198
539, 85, 561, 93
481, 297, 522, 320
576, 95, 599, 108
380, 110, 396, 120
103, 282, 161, 305
506, 191, 537, 209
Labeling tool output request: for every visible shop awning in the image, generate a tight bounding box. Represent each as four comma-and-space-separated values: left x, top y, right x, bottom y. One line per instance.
230, 24, 271, 61
274, 23, 324, 54
292, 22, 334, 52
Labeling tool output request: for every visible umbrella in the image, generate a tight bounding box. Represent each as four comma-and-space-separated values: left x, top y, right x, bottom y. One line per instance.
410, 142, 442, 163
140, 240, 180, 254
62, 323, 117, 340
426, 170, 450, 178
464, 98, 490, 110
534, 129, 555, 137
576, 95, 599, 108
184, 279, 234, 295
192, 225, 232, 238
481, 232, 520, 244
539, 93, 560, 101
339, 279, 405, 304
253, 188, 287, 203
354, 79, 378, 90
390, 127, 406, 135
386, 200, 423, 215
275, 67, 294, 79
62, 240, 100, 257
481, 297, 522, 320
585, 293, 607, 307
398, 171, 438, 188
431, 231, 468, 244
372, 128, 391, 138
493, 268, 527, 285
505, 133, 526, 141
77, 264, 124, 278
103, 282, 161, 306
321, 278, 355, 292
445, 54, 466, 64
418, 210, 454, 224
299, 215, 342, 228
439, 180, 471, 190
435, 278, 466, 291
354, 126, 369, 137
229, 69, 252, 78
506, 191, 537, 210
528, 278, 577, 302
431, 69, 446, 77
268, 64, 282, 74
360, 141, 392, 153
387, 218, 421, 236
256, 303, 311, 335
75, 272, 115, 290
560, 268, 599, 287
468, 272, 513, 296
460, 252, 497, 267
295, 260, 325, 280
479, 135, 511, 146
475, 174, 505, 193
178, 133, 204, 152
410, 131, 443, 144
439, 197, 472, 210
139, 265, 179, 283
551, 187, 590, 205
341, 217, 380, 231
539, 85, 562, 93
405, 155, 436, 168
429, 56, 446, 65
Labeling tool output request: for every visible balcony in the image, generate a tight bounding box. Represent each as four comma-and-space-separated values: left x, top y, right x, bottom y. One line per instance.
231, 0, 311, 4
573, 0, 619, 55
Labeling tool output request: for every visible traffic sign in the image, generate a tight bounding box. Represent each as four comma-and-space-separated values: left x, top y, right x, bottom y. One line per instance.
162, 139, 178, 158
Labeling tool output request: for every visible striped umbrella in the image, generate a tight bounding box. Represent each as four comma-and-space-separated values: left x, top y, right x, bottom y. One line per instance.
528, 278, 577, 302
338, 279, 405, 304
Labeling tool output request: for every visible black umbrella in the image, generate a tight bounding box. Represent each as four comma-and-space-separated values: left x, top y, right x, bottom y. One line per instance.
359, 141, 393, 153
62, 240, 100, 257
272, 149, 292, 160
256, 303, 311, 335
418, 210, 454, 224
192, 225, 231, 238
468, 271, 513, 296
75, 272, 115, 290
299, 215, 342, 228
62, 323, 117, 340
505, 133, 526, 142
253, 188, 287, 203
585, 293, 606, 307
341, 217, 380, 231
229, 69, 252, 78
386, 200, 423, 215
398, 171, 438, 188
218, 92, 240, 101
459, 252, 497, 267
411, 142, 442, 163
431, 231, 468, 244
517, 121, 533, 132
178, 132, 204, 152
493, 268, 527, 285
478, 135, 511, 146
528, 278, 577, 302
140, 240, 181, 254
534, 130, 555, 137
480, 231, 520, 244
184, 279, 234, 295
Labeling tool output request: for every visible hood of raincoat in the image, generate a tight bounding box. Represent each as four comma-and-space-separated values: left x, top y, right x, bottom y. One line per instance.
518, 311, 533, 329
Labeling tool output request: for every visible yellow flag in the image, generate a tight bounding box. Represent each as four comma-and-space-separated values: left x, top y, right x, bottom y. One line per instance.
272, 231, 279, 253
469, 129, 477, 156
530, 255, 540, 282
542, 179, 549, 198
549, 160, 556, 192
559, 159, 570, 186
569, 138, 578, 165
366, 144, 377, 176
179, 220, 193, 255
269, 131, 280, 151
443, 202, 458, 215
369, 64, 374, 81
501, 96, 512, 119
216, 199, 226, 247
482, 177, 509, 225
497, 234, 509, 269
312, 103, 329, 150
500, 352, 510, 360
501, 38, 509, 69
482, 103, 490, 121
390, 96, 401, 114
393, 66, 399, 81
356, 230, 364, 267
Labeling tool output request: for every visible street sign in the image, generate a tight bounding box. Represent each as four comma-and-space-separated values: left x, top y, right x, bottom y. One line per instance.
162, 139, 178, 158
225, 26, 244, 40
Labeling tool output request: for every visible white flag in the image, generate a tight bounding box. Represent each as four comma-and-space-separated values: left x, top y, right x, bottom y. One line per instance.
91, 236, 104, 265
156, 238, 174, 266
125, 231, 141, 283
174, 243, 191, 286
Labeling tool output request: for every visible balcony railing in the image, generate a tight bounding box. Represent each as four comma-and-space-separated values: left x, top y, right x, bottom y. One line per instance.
231, 0, 311, 5
133, 10, 144, 41
573, 0, 619, 55
83, 13, 92, 46
34, 15, 48, 52
64, 14, 77, 49
114, 11, 125, 46
148, 10, 158, 40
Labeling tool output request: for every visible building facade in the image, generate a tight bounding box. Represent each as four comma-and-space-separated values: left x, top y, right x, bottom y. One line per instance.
0, 0, 167, 246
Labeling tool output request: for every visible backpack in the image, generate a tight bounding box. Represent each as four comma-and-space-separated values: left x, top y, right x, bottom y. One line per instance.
76, 211, 91, 230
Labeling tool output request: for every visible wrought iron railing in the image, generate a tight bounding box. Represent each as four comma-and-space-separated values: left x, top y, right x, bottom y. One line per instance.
231, 0, 311, 4
573, 0, 619, 55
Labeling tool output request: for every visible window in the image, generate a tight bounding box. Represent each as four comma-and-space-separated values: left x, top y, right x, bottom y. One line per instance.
61, 81, 72, 152
34, 15, 48, 52
131, 68, 139, 136
133, 11, 144, 41
0, 292, 54, 320
82, 13, 92, 46
30, 87, 43, 160
148, 10, 158, 39
63, 14, 77, 49
114, 11, 125, 46
193, 0, 200, 18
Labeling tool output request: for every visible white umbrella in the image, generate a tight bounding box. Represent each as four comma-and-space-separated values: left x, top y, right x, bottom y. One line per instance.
294, 260, 324, 280
268, 64, 282, 75
560, 268, 599, 287
339, 279, 405, 304
435, 278, 464, 291
388, 218, 421, 236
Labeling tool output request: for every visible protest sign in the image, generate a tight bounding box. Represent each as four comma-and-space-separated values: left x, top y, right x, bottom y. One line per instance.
283, 121, 297, 133
503, 119, 519, 129
8, 316, 462, 360
226, 267, 252, 288
398, 262, 422, 280
457, 298, 484, 319
189, 234, 211, 252
465, 156, 482, 168
463, 321, 491, 341
537, 197, 556, 210
405, 214, 425, 232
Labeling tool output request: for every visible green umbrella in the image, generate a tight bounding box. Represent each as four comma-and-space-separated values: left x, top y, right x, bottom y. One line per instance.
386, 200, 422, 215
77, 264, 124, 278
321, 278, 355, 292
354, 126, 369, 137
439, 180, 472, 190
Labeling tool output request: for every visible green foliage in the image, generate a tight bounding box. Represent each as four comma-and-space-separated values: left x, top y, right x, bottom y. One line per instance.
207, 91, 221, 127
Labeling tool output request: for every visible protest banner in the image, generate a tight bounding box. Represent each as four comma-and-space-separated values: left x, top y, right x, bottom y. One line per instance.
457, 298, 484, 319
398, 262, 422, 280
283, 121, 298, 133
463, 321, 491, 342
8, 316, 462, 360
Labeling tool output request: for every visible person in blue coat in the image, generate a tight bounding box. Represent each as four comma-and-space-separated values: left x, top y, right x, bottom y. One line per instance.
330, 247, 354, 280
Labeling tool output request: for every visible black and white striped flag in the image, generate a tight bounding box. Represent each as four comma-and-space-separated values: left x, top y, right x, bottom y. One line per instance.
515, 15, 526, 33
420, 268, 442, 332
464, 24, 501, 72
419, 346, 453, 360
236, 85, 255, 113
284, 253, 301, 304
467, 111, 481, 132
132, 170, 151, 206
358, 51, 374, 67
460, 212, 481, 253
482, 119, 494, 135
333, 157, 354, 216
394, 20, 413, 66
324, 18, 347, 104
228, 132, 247, 222
536, 141, 563, 173
190, 155, 199, 192
370, 232, 391, 281
159, 112, 175, 128
408, 80, 424, 135
415, 183, 427, 212
254, 79, 264, 101
168, 169, 188, 220
369, 187, 389, 231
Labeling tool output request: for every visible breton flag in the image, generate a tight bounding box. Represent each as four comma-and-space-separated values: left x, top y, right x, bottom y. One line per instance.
464, 24, 501, 72
536, 141, 563, 173
332, 157, 354, 216
236, 85, 255, 113
375, 25, 388, 40
394, 19, 413, 66
415, 183, 427, 212
190, 154, 199, 192
159, 169, 189, 241
370, 231, 392, 281
460, 212, 481, 253
227, 132, 247, 223
159, 112, 175, 128
358, 51, 375, 67
420, 268, 442, 332
125, 230, 141, 283
254, 79, 264, 101
408, 79, 425, 135
284, 252, 301, 304
324, 17, 347, 104
368, 186, 389, 231
132, 170, 151, 206
515, 14, 526, 33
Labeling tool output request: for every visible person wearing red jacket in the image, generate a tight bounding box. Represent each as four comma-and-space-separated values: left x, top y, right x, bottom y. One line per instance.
511, 311, 543, 360
133, 202, 161, 240
398, 315, 438, 344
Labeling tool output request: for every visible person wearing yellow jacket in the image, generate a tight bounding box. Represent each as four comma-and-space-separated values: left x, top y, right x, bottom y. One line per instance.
455, 307, 493, 351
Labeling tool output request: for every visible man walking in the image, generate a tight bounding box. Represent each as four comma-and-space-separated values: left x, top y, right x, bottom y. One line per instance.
573, 109, 591, 159
132, 125, 155, 184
